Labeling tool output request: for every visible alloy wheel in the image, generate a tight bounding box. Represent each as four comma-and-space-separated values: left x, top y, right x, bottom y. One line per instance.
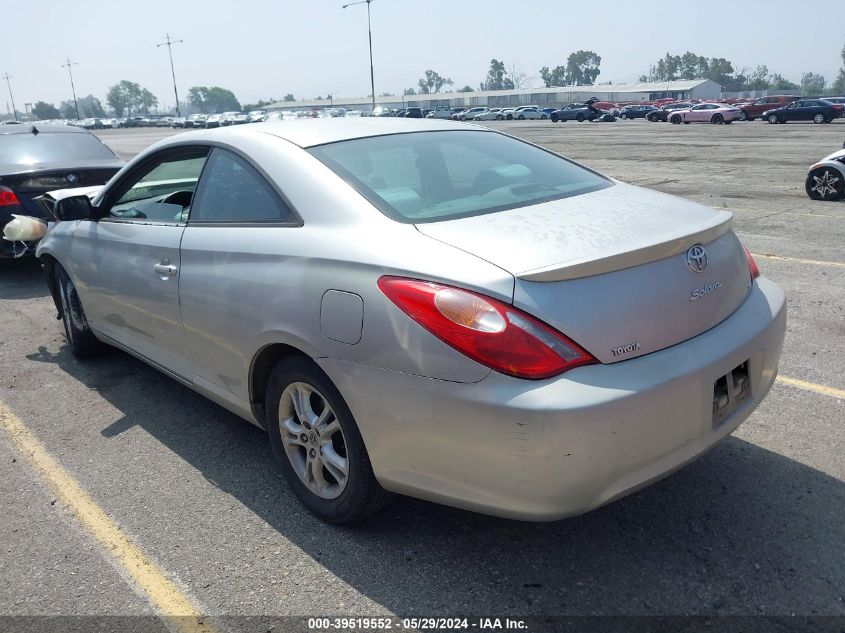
809, 169, 841, 199
279, 382, 349, 500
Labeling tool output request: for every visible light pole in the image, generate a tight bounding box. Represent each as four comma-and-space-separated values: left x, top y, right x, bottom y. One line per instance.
342, 0, 376, 113
157, 33, 184, 117
2, 72, 16, 121
62, 58, 80, 120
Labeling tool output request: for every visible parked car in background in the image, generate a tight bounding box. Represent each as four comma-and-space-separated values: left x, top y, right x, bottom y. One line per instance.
0, 124, 123, 258
500, 108, 516, 120
646, 103, 695, 122
205, 114, 224, 129
738, 95, 800, 121
458, 107, 488, 121
172, 117, 186, 128
404, 107, 423, 119
763, 99, 843, 124
248, 110, 268, 123
473, 108, 505, 121
550, 104, 592, 122
668, 103, 741, 124
32, 118, 785, 525
805, 146, 845, 201
512, 106, 548, 120
449, 108, 467, 121
619, 105, 659, 120
425, 106, 453, 119
184, 114, 207, 128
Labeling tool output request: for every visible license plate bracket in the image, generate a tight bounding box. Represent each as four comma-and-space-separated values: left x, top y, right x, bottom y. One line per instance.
712, 360, 751, 428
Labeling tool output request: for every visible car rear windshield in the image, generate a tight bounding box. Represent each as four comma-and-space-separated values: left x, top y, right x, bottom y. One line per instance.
0, 131, 117, 166
308, 130, 611, 223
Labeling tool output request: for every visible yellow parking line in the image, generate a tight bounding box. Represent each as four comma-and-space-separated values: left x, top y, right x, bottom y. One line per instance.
776, 376, 845, 399
0, 400, 219, 633
751, 253, 845, 268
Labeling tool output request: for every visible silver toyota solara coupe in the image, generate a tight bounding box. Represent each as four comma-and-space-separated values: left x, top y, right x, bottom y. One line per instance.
35, 119, 786, 524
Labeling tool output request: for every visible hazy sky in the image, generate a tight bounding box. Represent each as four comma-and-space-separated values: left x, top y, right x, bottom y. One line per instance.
3, 0, 843, 112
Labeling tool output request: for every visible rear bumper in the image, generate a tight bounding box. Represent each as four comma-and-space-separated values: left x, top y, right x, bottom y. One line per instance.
318, 277, 786, 521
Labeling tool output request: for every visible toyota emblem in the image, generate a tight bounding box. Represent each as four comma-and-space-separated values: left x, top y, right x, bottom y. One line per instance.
686, 244, 708, 273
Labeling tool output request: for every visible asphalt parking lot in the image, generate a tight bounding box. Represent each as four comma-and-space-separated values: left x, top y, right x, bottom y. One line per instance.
1, 120, 843, 630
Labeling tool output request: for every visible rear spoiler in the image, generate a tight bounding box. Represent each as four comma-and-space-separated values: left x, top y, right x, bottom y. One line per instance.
516, 216, 733, 282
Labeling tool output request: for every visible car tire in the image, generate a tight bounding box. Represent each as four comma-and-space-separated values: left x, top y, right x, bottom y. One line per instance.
541, 114, 548, 120
711, 114, 724, 124
620, 113, 628, 119
813, 113, 826, 124
506, 114, 512, 120
738, 111, 747, 121
496, 115, 503, 120
670, 114, 682, 124
767, 114, 779, 124
576, 113, 585, 122
805, 167, 845, 201
518, 115, 525, 120
551, 114, 558, 122
55, 264, 105, 358
265, 357, 393, 524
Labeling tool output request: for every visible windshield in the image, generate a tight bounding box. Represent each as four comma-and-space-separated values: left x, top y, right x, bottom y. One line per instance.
0, 131, 118, 166
308, 130, 611, 223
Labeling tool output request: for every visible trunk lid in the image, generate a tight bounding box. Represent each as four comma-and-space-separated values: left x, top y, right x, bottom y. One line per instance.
0, 165, 120, 218
416, 183, 750, 363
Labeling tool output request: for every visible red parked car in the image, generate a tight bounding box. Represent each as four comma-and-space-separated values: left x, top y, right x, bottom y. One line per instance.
738, 95, 801, 121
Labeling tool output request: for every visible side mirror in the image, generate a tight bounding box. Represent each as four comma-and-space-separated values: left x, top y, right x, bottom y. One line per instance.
54, 195, 96, 221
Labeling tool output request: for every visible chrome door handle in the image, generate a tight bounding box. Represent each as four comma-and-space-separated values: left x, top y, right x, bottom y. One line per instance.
153, 263, 177, 276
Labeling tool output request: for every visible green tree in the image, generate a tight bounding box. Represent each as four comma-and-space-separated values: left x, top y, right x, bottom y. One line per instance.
187, 86, 240, 113
106, 80, 145, 117
32, 101, 60, 119
480, 59, 513, 91
403, 87, 417, 96
283, 93, 295, 101
539, 65, 567, 87
704, 58, 735, 86
565, 50, 601, 85
241, 99, 273, 112
748, 65, 770, 91
831, 42, 845, 93
59, 101, 77, 119
77, 94, 106, 118
800, 72, 826, 95
678, 52, 710, 80
457, 85, 474, 93
139, 89, 158, 114
769, 74, 799, 91
417, 69, 453, 94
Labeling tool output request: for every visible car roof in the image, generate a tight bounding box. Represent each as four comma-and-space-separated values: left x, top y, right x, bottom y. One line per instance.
214, 118, 489, 148
0, 124, 95, 136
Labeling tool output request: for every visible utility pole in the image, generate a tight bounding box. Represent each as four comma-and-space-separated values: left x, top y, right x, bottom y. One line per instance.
2, 73, 17, 121
157, 33, 184, 117
342, 0, 376, 113
62, 58, 80, 120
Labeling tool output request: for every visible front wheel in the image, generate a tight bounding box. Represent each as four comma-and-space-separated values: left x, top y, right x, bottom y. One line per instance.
496, 115, 503, 120
813, 113, 826, 124
805, 167, 844, 201
55, 265, 105, 358
576, 113, 585, 122
517, 115, 525, 120
620, 113, 628, 119
738, 111, 748, 121
540, 114, 548, 120
767, 114, 779, 124
711, 114, 724, 124
265, 358, 393, 524
670, 114, 682, 124
550, 114, 558, 122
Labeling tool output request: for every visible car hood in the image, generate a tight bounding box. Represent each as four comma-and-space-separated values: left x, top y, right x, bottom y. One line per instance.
415, 182, 732, 281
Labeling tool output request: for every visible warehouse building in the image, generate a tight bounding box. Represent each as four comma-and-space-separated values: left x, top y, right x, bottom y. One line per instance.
266, 79, 722, 113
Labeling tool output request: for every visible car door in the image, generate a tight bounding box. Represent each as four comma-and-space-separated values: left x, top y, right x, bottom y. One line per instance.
178, 147, 300, 405
782, 101, 801, 121
69, 145, 211, 377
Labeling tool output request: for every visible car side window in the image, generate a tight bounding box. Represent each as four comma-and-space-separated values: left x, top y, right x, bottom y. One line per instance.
190, 148, 293, 223
108, 148, 210, 223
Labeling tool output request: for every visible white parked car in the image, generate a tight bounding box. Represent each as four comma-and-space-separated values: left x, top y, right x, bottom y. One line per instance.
459, 107, 489, 121
512, 106, 548, 120
205, 114, 225, 129
473, 108, 505, 121
805, 147, 845, 201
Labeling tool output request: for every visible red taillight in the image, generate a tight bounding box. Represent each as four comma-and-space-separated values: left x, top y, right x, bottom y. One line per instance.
378, 276, 597, 380
0, 187, 20, 207
743, 247, 760, 281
